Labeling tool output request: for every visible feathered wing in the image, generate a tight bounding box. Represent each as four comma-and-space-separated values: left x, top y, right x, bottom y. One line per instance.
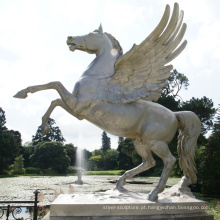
98, 3, 187, 103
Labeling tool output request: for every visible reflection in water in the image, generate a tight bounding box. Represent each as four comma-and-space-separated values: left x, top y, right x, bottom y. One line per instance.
0, 206, 50, 220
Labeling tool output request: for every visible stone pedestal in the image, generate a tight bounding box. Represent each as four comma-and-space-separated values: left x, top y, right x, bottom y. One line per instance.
45, 188, 213, 220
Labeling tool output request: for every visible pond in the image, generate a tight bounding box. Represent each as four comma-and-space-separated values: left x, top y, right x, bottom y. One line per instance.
0, 176, 180, 205
1, 176, 219, 219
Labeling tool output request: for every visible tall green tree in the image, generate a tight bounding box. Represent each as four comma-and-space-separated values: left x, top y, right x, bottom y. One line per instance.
199, 105, 220, 195
117, 139, 134, 170
21, 142, 34, 168
30, 142, 70, 174
0, 107, 7, 131
162, 69, 189, 99
101, 131, 111, 151
117, 138, 164, 176
103, 149, 119, 170
117, 138, 143, 170
32, 118, 65, 146
158, 69, 187, 111
181, 97, 216, 135
118, 137, 124, 144
0, 131, 20, 174
158, 95, 181, 111
0, 107, 20, 174
63, 143, 76, 166
9, 130, 22, 148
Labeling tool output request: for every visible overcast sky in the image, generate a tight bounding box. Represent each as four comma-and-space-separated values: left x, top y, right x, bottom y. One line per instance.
0, 0, 220, 151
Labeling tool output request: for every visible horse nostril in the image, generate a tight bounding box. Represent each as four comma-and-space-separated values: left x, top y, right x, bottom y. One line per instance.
68, 36, 73, 40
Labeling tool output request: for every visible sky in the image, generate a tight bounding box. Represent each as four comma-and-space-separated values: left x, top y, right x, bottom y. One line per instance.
0, 0, 220, 151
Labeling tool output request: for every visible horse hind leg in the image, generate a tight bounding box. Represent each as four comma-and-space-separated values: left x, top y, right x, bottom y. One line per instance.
116, 140, 156, 190
148, 141, 176, 201
41, 98, 73, 136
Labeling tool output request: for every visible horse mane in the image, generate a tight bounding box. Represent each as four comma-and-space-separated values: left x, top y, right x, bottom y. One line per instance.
104, 32, 123, 59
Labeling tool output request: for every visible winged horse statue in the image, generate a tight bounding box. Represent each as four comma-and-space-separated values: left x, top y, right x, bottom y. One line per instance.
14, 3, 201, 201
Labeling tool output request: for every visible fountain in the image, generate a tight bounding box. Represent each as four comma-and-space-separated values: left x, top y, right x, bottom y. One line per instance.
75, 132, 84, 185
75, 170, 83, 185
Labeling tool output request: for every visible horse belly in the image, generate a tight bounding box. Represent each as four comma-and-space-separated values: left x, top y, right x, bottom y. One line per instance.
87, 102, 145, 138
87, 100, 178, 143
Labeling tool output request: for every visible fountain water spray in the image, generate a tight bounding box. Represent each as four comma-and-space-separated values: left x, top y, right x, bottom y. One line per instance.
75, 132, 84, 184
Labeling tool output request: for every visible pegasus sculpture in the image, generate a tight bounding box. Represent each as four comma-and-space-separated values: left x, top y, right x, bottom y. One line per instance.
14, 3, 201, 201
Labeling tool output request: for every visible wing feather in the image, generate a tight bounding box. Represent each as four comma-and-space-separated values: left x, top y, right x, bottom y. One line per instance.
165, 10, 184, 45
159, 3, 179, 45
98, 3, 187, 103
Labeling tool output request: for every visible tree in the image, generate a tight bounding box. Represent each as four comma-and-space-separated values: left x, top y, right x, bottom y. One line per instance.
117, 138, 140, 170
157, 69, 187, 111
181, 97, 216, 135
21, 142, 34, 168
118, 137, 124, 144
101, 131, 111, 151
0, 107, 6, 131
89, 155, 103, 171
0, 131, 20, 174
9, 155, 25, 175
158, 95, 181, 111
32, 118, 65, 146
117, 138, 164, 176
9, 130, 22, 148
0, 107, 20, 174
117, 139, 134, 170
89, 150, 104, 171
89, 149, 119, 170
103, 150, 119, 170
199, 105, 220, 195
63, 143, 76, 166
82, 148, 92, 170
30, 142, 70, 174
162, 69, 189, 99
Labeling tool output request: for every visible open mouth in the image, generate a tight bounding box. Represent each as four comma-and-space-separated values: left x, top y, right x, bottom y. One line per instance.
67, 42, 77, 51
67, 42, 76, 46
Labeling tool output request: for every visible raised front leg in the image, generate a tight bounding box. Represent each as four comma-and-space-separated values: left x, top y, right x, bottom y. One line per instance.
14, 81, 76, 110
41, 99, 73, 136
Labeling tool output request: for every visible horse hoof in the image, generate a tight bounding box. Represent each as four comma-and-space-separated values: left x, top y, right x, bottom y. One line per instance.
42, 124, 50, 136
13, 90, 27, 99
148, 193, 158, 201
114, 186, 127, 192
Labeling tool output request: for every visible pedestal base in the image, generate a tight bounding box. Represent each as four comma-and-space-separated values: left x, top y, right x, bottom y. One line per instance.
45, 189, 213, 220
45, 212, 213, 220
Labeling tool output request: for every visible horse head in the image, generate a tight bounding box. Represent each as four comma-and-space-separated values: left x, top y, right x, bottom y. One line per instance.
67, 24, 105, 55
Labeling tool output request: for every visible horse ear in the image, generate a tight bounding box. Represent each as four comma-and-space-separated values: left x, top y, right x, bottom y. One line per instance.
99, 24, 103, 34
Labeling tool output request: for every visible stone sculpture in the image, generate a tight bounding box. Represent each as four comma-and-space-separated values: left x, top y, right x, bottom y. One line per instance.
14, 3, 201, 201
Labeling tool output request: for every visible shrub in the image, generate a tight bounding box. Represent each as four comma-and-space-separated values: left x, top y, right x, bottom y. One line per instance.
9, 155, 25, 175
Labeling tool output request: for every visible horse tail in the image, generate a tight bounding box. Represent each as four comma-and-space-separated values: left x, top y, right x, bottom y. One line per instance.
174, 111, 201, 184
